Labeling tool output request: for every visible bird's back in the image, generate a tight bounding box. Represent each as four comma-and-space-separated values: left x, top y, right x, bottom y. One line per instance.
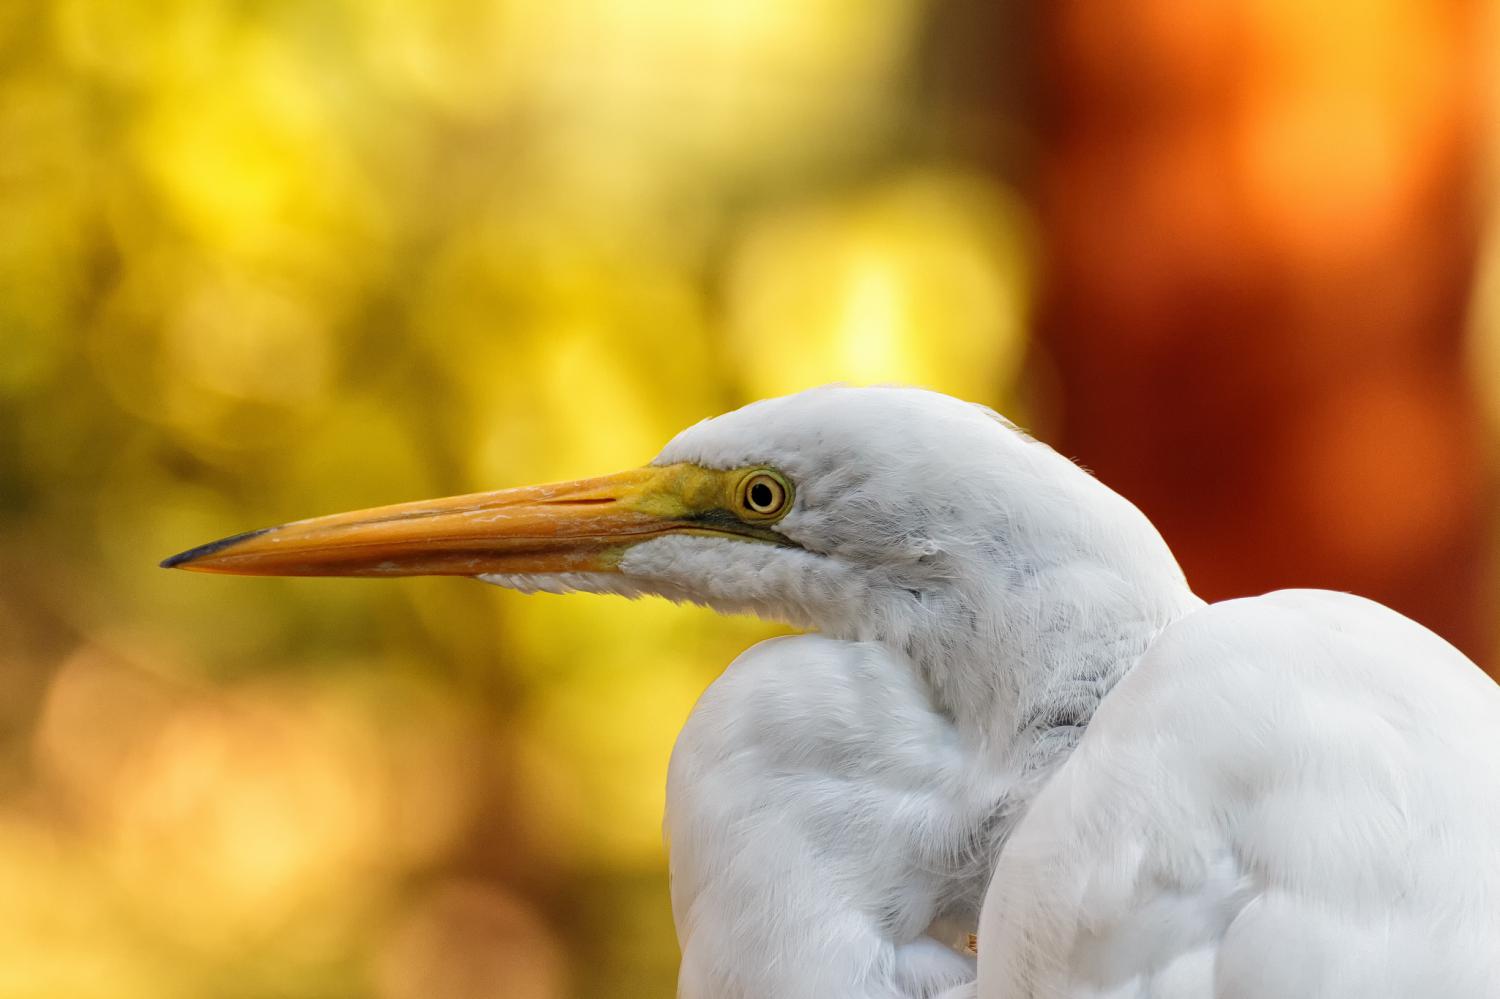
978, 589, 1500, 999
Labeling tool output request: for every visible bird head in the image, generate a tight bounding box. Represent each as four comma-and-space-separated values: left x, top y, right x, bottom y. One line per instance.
163, 386, 1184, 641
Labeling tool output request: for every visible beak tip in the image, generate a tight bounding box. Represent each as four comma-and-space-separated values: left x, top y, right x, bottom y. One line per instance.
160, 526, 274, 570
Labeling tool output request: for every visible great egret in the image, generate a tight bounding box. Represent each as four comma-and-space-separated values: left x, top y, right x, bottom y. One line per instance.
164, 385, 1500, 998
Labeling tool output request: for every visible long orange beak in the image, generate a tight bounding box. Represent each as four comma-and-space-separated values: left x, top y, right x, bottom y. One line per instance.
160, 464, 771, 578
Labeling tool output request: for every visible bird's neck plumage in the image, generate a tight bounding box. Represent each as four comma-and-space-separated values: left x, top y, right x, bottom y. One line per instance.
911, 561, 1199, 766
811, 530, 1200, 916
839, 448, 1203, 784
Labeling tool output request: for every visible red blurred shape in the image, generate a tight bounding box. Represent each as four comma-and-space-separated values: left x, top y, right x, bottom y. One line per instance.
1033, 0, 1491, 665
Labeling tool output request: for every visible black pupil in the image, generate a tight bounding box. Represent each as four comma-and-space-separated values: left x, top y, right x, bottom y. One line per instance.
749, 481, 776, 510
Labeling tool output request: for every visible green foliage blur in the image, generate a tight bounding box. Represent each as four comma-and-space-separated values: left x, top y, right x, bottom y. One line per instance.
0, 3, 1030, 997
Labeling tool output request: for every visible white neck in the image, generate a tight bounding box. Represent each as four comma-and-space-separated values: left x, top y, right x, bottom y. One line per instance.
841, 550, 1201, 767
835, 541, 1201, 920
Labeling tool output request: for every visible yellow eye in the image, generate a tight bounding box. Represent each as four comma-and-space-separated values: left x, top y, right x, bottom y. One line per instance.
738, 470, 791, 519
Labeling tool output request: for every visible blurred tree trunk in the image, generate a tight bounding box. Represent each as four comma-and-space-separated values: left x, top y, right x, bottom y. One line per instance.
1030, 2, 1492, 666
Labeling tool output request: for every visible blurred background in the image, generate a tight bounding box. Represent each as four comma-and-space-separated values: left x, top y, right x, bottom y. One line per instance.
1, 1, 1497, 996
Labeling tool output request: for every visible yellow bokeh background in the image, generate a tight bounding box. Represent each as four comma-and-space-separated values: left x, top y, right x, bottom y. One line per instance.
0, 3, 1032, 996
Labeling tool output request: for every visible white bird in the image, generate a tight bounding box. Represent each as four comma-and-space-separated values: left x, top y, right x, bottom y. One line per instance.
163, 385, 1500, 999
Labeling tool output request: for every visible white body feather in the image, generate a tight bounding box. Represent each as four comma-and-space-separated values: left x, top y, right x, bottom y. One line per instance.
668, 636, 988, 998
978, 590, 1500, 998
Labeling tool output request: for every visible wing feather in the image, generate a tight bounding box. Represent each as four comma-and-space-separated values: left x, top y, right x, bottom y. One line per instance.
977, 590, 1500, 999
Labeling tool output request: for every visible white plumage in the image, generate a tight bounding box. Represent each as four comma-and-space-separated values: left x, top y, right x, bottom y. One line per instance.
979, 589, 1500, 998
165, 385, 1500, 998
636, 388, 1500, 998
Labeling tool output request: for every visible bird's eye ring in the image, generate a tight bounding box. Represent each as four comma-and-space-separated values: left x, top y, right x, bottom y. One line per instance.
737, 470, 791, 520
